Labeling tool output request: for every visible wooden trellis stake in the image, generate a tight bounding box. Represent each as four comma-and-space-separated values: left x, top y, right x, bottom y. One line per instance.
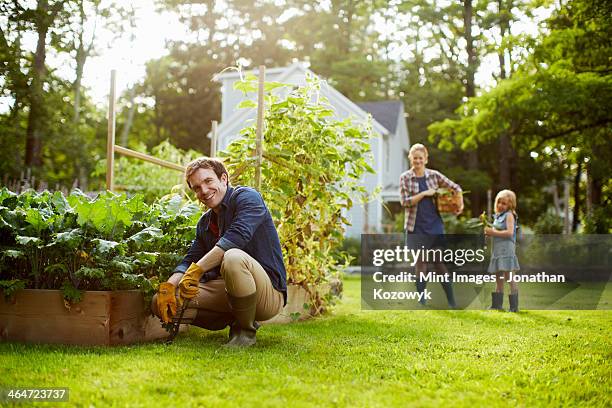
254, 65, 265, 190
106, 70, 116, 191
106, 70, 185, 193
210, 120, 218, 157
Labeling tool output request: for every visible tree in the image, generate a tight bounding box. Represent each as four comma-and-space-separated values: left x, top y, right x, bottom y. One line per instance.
0, 0, 119, 188
429, 0, 612, 231
286, 0, 391, 100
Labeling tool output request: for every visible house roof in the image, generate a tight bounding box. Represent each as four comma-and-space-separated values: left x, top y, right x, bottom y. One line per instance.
214, 64, 296, 80
356, 101, 404, 134
213, 62, 389, 146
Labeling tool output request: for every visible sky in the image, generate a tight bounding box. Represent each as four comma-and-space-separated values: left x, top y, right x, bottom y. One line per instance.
6, 1, 552, 109
70, 2, 189, 105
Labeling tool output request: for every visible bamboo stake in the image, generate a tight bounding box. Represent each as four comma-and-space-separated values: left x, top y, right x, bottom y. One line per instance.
114, 145, 185, 172
210, 120, 218, 157
563, 180, 570, 234
254, 65, 265, 190
106, 70, 116, 191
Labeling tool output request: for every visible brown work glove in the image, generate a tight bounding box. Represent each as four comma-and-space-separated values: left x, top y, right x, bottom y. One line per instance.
157, 282, 177, 324
178, 262, 204, 305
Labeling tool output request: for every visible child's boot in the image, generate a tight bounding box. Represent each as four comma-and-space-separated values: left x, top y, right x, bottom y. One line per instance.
509, 293, 519, 312
489, 292, 504, 310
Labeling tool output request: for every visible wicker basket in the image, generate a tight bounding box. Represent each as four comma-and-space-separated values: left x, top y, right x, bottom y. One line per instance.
436, 189, 462, 214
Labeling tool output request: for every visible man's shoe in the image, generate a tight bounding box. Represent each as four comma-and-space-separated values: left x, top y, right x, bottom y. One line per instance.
224, 293, 258, 347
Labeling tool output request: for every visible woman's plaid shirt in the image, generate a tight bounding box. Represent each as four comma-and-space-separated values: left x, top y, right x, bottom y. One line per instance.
399, 168, 462, 232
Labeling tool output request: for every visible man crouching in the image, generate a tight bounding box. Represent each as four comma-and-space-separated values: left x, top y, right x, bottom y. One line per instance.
151, 158, 287, 347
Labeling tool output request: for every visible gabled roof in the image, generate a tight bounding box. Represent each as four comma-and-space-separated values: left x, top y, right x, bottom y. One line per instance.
214, 63, 299, 80
213, 62, 389, 146
356, 101, 404, 134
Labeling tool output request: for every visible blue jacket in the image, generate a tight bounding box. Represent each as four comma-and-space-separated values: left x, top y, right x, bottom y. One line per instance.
174, 185, 287, 305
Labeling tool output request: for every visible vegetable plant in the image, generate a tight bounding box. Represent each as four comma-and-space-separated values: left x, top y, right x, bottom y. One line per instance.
0, 187, 201, 308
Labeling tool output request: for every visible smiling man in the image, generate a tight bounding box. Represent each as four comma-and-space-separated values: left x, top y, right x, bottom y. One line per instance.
151, 158, 287, 347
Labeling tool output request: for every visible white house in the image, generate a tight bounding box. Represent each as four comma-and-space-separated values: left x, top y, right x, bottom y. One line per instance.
214, 62, 410, 237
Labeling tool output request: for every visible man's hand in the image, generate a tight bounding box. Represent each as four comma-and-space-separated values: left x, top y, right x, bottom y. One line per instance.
157, 282, 177, 324
178, 262, 204, 304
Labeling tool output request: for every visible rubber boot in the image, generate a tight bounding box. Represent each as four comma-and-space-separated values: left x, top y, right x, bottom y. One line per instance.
225, 293, 258, 347
509, 293, 519, 313
191, 309, 234, 331
416, 280, 427, 306
489, 292, 504, 310
228, 320, 260, 343
442, 282, 457, 309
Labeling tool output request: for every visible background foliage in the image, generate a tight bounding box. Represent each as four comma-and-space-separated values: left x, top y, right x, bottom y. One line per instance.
1, 0, 610, 231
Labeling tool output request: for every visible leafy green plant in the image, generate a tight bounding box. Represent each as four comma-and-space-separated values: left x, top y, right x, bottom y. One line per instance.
533, 212, 564, 234
219, 74, 375, 314
0, 279, 26, 301
442, 214, 485, 234
0, 187, 201, 308
583, 206, 611, 233
338, 237, 361, 266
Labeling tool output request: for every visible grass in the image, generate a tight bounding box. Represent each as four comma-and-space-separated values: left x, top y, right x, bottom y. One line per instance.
1, 276, 611, 407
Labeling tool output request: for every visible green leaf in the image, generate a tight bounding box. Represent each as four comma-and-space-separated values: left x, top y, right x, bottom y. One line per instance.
91, 238, 121, 255
264, 81, 288, 92
15, 235, 43, 247
133, 251, 159, 265
0, 188, 17, 206
72, 192, 134, 238
0, 279, 26, 300
178, 203, 201, 219
75, 266, 105, 280
51, 191, 71, 214
51, 228, 84, 248
127, 227, 163, 247
234, 79, 257, 94
125, 194, 146, 215
2, 249, 24, 259
237, 100, 257, 109
110, 260, 132, 273
61, 281, 83, 304
45, 263, 69, 276
160, 194, 183, 216
25, 207, 54, 232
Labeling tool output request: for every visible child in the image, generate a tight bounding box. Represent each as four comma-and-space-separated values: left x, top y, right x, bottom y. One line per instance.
485, 189, 520, 312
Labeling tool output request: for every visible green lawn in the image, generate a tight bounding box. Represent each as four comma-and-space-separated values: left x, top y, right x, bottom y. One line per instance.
1, 276, 611, 407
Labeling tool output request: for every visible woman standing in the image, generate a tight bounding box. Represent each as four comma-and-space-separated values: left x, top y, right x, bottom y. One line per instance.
399, 144, 464, 307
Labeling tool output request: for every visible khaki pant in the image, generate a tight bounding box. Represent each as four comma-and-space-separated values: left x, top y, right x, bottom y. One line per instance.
152, 249, 283, 326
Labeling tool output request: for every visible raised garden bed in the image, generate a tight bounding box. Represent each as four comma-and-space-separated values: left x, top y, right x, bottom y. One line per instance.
263, 279, 342, 324
263, 284, 311, 324
0, 289, 183, 346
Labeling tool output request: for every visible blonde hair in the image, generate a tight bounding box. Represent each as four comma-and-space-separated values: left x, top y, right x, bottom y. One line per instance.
495, 189, 517, 213
408, 143, 428, 159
